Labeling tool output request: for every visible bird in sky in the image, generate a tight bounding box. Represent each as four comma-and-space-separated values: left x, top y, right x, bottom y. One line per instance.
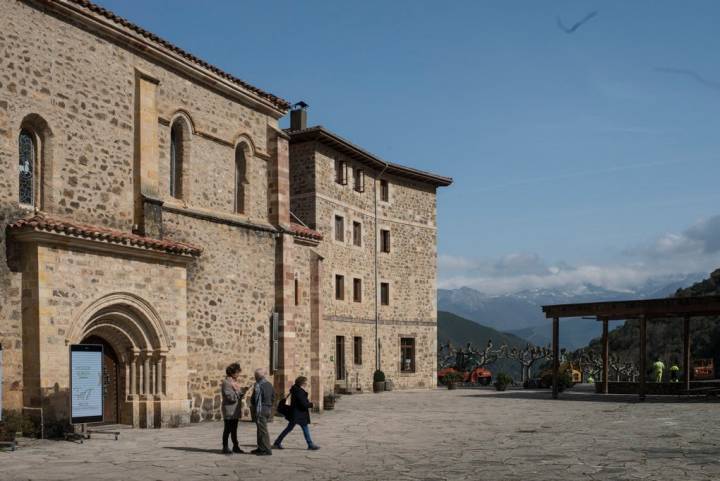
556, 11, 598, 34
655, 67, 720, 92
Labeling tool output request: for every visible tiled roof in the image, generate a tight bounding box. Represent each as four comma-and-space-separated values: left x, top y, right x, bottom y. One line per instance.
288, 222, 323, 241
8, 214, 202, 256
286, 126, 453, 187
56, 0, 291, 111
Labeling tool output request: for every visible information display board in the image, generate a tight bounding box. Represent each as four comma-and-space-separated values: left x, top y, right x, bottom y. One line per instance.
0, 344, 3, 421
70, 344, 103, 424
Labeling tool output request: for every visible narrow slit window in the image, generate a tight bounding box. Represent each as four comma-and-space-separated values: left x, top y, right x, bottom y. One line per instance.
380, 179, 389, 202
380, 229, 391, 253
354, 168, 365, 192
336, 160, 348, 185
335, 215, 345, 242
353, 221, 362, 246
353, 336, 363, 365
170, 121, 184, 199
353, 278, 362, 303
234, 145, 247, 214
18, 129, 36, 206
335, 275, 345, 301
380, 282, 390, 306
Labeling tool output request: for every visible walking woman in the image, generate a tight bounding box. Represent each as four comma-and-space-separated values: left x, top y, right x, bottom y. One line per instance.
221, 362, 246, 454
273, 376, 320, 450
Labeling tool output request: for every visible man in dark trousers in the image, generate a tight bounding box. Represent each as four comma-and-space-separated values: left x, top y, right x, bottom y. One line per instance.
250, 367, 275, 455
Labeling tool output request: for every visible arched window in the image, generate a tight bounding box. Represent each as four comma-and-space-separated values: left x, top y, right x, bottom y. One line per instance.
170, 120, 184, 199
19, 129, 36, 206
234, 144, 247, 214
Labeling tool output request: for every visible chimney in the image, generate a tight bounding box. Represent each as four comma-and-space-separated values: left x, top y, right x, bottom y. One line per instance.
290, 101, 308, 131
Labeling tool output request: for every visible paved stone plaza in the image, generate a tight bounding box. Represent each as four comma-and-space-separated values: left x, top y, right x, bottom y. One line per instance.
2, 387, 719, 481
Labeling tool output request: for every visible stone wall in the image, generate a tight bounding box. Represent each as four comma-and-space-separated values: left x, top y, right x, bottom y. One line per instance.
290, 140, 439, 393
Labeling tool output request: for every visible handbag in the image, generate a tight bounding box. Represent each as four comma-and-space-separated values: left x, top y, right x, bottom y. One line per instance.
277, 392, 292, 417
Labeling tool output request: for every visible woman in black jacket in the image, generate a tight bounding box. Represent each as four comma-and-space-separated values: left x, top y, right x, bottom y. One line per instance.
272, 376, 320, 450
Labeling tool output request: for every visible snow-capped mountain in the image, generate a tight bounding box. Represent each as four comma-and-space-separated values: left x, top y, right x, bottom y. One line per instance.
437, 273, 706, 349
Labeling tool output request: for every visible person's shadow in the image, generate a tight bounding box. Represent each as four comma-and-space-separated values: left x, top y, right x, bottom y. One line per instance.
165, 445, 256, 455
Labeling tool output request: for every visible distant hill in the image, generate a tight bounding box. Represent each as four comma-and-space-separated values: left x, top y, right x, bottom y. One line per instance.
438, 273, 706, 349
437, 310, 528, 379
583, 269, 720, 367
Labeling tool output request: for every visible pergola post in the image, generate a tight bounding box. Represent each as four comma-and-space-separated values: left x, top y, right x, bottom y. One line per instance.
683, 316, 691, 393
602, 318, 609, 394
552, 317, 559, 400
639, 316, 647, 401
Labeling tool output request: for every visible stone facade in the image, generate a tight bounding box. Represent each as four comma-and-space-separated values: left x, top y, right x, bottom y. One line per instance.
288, 128, 450, 393
0, 0, 450, 429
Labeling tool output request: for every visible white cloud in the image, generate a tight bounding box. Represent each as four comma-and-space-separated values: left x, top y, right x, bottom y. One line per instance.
440, 215, 720, 295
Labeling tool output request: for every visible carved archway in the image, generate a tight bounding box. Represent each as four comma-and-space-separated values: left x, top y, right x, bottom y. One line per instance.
69, 293, 169, 426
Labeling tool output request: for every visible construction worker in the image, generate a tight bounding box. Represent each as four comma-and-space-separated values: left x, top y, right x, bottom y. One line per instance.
653, 359, 665, 383
670, 363, 680, 383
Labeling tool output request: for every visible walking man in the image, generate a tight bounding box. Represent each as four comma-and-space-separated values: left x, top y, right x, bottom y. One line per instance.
250, 368, 275, 456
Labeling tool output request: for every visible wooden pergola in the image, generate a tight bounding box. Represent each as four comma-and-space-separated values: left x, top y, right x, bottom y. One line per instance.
542, 295, 720, 400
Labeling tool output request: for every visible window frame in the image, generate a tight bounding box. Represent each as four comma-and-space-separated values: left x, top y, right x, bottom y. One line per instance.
335, 159, 348, 185
352, 221, 362, 247
380, 229, 391, 253
334, 215, 345, 242
18, 128, 37, 207
353, 168, 365, 192
353, 336, 363, 365
335, 274, 345, 301
380, 282, 390, 306
169, 120, 185, 199
353, 277, 362, 303
400, 337, 416, 373
380, 179, 390, 202
234, 143, 248, 214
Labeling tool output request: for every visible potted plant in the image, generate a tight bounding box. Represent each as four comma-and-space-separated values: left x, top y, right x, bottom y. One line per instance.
323, 393, 337, 410
442, 372, 464, 390
494, 372, 513, 391
556, 370, 574, 393
373, 370, 386, 393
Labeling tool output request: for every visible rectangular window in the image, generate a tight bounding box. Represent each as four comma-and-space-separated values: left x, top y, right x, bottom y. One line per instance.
353, 336, 363, 365
353, 221, 362, 246
353, 278, 362, 303
335, 274, 345, 301
294, 278, 299, 306
335, 215, 344, 242
400, 338, 416, 373
354, 168, 365, 192
336, 336, 346, 380
380, 282, 390, 306
380, 229, 391, 253
336, 160, 348, 185
380, 179, 389, 202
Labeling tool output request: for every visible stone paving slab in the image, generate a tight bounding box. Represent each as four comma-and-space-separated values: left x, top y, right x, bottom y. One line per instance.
1, 387, 720, 480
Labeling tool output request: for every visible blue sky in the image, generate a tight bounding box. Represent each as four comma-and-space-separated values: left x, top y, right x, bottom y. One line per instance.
97, 0, 720, 294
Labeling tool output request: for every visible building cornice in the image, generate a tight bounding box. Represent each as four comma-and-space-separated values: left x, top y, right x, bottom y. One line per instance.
31, 0, 290, 118
286, 126, 453, 187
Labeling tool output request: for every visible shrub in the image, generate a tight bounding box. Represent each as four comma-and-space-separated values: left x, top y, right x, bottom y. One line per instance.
373, 370, 386, 383
0, 410, 38, 439
494, 372, 513, 390
441, 372, 464, 385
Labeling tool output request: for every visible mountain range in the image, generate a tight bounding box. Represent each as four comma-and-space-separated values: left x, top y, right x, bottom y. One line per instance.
437, 273, 706, 349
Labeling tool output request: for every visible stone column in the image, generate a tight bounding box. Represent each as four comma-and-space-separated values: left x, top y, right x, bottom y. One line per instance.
310, 253, 324, 411
155, 352, 165, 397
144, 353, 152, 397
133, 69, 162, 236
129, 350, 139, 397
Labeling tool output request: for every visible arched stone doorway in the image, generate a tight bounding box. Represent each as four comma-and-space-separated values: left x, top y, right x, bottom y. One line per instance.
69, 293, 170, 428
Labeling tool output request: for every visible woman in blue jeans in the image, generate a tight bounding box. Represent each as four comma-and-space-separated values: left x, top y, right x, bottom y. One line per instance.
273, 376, 320, 450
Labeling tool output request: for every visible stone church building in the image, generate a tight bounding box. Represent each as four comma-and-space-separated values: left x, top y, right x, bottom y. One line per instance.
0, 0, 451, 428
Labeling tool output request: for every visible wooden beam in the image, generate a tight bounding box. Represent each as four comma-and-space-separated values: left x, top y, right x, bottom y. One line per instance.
683, 316, 691, 393
639, 316, 647, 401
602, 319, 609, 394
552, 317, 559, 400
542, 295, 720, 320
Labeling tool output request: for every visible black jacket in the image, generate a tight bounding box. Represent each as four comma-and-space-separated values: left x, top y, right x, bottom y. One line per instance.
287, 384, 313, 426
